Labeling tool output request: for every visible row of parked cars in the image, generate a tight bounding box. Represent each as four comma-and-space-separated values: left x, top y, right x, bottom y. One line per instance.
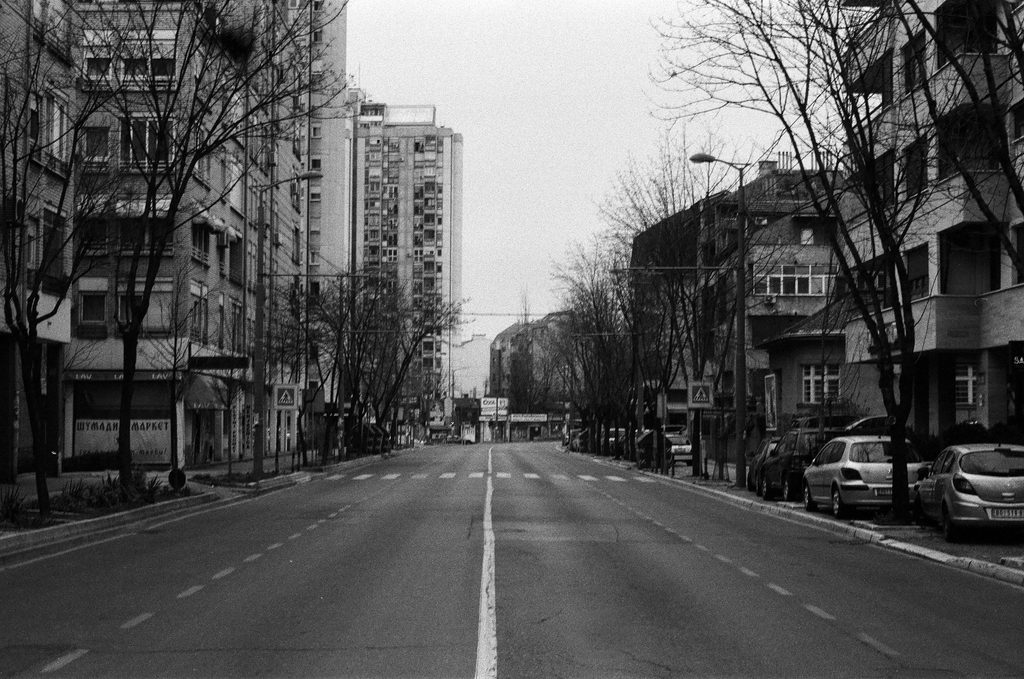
745, 415, 1024, 542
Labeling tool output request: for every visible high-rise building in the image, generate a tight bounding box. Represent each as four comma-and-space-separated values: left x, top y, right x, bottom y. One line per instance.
353, 102, 464, 399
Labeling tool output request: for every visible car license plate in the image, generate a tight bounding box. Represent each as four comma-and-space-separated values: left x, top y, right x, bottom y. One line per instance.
989, 508, 1024, 519
874, 487, 892, 497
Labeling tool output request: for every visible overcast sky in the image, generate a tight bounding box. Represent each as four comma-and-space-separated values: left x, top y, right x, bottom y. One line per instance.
347, 0, 688, 339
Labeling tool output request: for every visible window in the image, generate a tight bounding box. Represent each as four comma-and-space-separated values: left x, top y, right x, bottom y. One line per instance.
120, 117, 171, 169
80, 293, 105, 323
1012, 101, 1024, 140
802, 364, 840, 404
151, 58, 175, 80
936, 0, 997, 68
955, 362, 978, 406
906, 245, 929, 299
904, 137, 928, 196
191, 224, 210, 265
312, 29, 323, 43
190, 281, 208, 344
123, 57, 148, 78
83, 127, 109, 163
755, 265, 833, 296
937, 108, 998, 178
902, 32, 926, 93
311, 125, 322, 138
86, 57, 110, 78
309, 188, 321, 201
310, 156, 321, 170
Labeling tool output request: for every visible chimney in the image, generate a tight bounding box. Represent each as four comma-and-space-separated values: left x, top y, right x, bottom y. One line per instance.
758, 160, 778, 177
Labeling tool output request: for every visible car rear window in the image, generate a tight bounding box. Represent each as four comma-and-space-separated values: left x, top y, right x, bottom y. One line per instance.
849, 442, 921, 463
667, 436, 689, 445
959, 450, 1024, 476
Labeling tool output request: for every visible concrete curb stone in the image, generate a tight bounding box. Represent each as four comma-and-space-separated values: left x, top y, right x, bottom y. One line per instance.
573, 448, 1024, 588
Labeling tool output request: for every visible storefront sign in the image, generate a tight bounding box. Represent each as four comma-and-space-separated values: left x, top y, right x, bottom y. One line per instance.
1011, 341, 1024, 375
66, 370, 174, 382
509, 413, 547, 423
74, 419, 171, 464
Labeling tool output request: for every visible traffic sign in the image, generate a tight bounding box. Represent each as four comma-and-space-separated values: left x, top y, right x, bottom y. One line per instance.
274, 384, 299, 409
688, 381, 713, 409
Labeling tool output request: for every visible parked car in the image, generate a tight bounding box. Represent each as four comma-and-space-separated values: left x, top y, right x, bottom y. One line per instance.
747, 436, 780, 493
605, 428, 627, 456
802, 435, 928, 518
761, 416, 856, 501
569, 429, 589, 452
914, 443, 1024, 542
635, 429, 670, 470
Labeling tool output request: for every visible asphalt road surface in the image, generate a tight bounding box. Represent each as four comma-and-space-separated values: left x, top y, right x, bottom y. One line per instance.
2, 441, 1022, 678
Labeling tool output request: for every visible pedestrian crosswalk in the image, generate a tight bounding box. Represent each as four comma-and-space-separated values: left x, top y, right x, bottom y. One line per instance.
328, 471, 658, 484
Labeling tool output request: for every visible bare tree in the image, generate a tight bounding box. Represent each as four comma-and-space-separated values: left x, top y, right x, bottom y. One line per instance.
663, 0, 949, 519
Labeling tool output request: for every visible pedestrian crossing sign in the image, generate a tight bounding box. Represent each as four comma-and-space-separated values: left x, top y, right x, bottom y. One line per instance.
688, 382, 712, 409
274, 384, 299, 410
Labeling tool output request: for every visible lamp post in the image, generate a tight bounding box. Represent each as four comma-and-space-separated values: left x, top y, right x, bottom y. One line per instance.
252, 170, 322, 482
690, 152, 748, 489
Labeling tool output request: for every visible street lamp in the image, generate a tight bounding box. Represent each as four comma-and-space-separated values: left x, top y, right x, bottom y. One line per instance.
690, 152, 748, 489
252, 169, 322, 482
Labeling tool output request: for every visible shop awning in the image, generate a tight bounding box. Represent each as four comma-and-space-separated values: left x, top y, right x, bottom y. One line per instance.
183, 375, 228, 410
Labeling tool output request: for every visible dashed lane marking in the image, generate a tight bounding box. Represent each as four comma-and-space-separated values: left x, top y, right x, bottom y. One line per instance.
768, 584, 792, 596
605, 476, 627, 482
805, 605, 836, 621
120, 613, 153, 630
177, 585, 204, 599
327, 474, 344, 480
634, 477, 656, 483
577, 475, 598, 481
212, 568, 235, 580
306, 524, 319, 531
523, 473, 540, 479
244, 554, 262, 563
695, 544, 710, 552
440, 472, 457, 479
40, 649, 89, 673
740, 567, 759, 578
268, 543, 283, 550
715, 554, 733, 564
470, 472, 485, 479
353, 474, 374, 480
552, 474, 570, 480
288, 533, 302, 540
412, 474, 429, 479
496, 472, 511, 479
382, 473, 401, 480
858, 633, 900, 658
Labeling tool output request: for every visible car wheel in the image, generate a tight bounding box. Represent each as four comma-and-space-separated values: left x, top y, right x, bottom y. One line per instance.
747, 470, 756, 492
782, 475, 794, 502
762, 473, 775, 501
941, 505, 961, 543
803, 482, 817, 512
756, 472, 764, 497
831, 486, 849, 519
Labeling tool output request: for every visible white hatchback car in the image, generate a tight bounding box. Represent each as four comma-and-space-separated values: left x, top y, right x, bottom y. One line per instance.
802, 435, 928, 518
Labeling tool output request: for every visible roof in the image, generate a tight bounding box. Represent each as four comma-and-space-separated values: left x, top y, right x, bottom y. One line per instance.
759, 297, 855, 348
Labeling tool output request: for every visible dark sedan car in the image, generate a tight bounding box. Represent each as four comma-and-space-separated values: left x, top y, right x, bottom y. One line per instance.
747, 436, 780, 493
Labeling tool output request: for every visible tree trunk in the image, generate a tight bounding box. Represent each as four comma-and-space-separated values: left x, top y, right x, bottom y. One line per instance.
118, 330, 141, 488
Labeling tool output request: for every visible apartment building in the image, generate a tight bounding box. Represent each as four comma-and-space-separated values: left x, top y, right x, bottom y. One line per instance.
0, 0, 76, 481
352, 102, 464, 409
839, 0, 1024, 435
53, 0, 337, 469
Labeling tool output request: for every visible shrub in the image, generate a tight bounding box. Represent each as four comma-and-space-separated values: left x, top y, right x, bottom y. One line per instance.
940, 420, 989, 448
1, 487, 25, 525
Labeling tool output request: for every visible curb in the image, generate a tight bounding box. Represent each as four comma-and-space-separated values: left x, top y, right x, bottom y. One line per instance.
0, 492, 219, 565
578, 451, 1024, 588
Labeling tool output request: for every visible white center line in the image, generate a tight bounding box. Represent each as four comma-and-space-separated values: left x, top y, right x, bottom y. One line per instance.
326, 474, 344, 480
288, 533, 302, 540
353, 474, 374, 480
739, 567, 759, 578
212, 568, 235, 580
577, 475, 598, 481
177, 585, 204, 599
805, 605, 836, 621
120, 613, 153, 630
307, 524, 319, 531
328, 512, 338, 518
317, 519, 327, 524
413, 473, 429, 479
634, 477, 656, 483
858, 633, 900, 658
244, 554, 262, 563
382, 473, 401, 480
496, 472, 511, 479
441, 472, 457, 479
715, 554, 733, 564
605, 476, 627, 482
695, 544, 710, 552
267, 543, 283, 550
767, 584, 792, 596
552, 474, 570, 480
40, 649, 89, 673
679, 535, 693, 543
523, 473, 540, 479
475, 447, 498, 679
470, 472, 485, 478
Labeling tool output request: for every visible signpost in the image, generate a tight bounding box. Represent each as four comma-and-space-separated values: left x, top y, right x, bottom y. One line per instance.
688, 381, 713, 478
